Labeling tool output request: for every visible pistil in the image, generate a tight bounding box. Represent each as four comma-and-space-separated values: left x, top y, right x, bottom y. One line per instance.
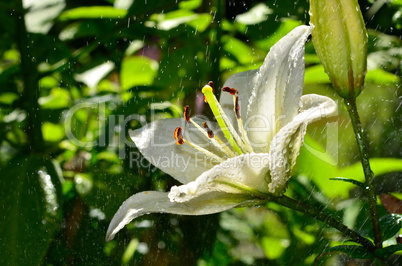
202, 84, 243, 155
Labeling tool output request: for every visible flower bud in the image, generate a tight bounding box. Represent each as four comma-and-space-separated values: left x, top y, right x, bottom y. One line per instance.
310, 0, 368, 98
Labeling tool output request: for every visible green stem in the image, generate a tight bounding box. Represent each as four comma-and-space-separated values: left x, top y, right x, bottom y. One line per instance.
273, 195, 375, 253
344, 98, 382, 249
15, 0, 44, 153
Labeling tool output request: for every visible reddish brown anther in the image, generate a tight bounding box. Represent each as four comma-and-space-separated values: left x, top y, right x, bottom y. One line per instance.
202, 122, 215, 138
174, 127, 184, 145
235, 96, 241, 119
208, 81, 215, 93
184, 105, 191, 124
222, 87, 238, 96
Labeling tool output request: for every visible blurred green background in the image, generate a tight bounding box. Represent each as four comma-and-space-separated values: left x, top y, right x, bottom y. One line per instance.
0, 0, 401, 265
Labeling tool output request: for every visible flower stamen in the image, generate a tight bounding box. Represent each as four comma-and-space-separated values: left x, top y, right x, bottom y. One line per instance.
174, 127, 184, 145
202, 121, 236, 157
183, 106, 235, 158
174, 127, 224, 163
223, 88, 254, 153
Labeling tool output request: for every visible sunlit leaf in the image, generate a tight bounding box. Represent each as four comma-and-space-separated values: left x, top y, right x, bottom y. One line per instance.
120, 56, 158, 91
42, 122, 65, 142
337, 158, 402, 184
261, 236, 286, 259
223, 36, 261, 64
304, 64, 331, 84
59, 6, 127, 21
297, 135, 402, 198
186, 14, 213, 32
0, 92, 19, 105
365, 68, 401, 84
179, 0, 202, 10
38, 88, 70, 109
255, 19, 302, 50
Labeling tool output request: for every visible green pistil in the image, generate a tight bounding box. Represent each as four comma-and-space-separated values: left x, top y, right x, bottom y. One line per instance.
202, 85, 243, 155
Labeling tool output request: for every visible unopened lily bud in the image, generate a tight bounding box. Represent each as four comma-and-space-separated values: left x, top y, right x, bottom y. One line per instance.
310, 0, 368, 98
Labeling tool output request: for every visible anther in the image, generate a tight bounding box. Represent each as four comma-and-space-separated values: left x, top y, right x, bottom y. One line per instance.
202, 122, 215, 138
184, 105, 191, 124
174, 125, 224, 163
235, 96, 241, 119
223, 86, 254, 153
174, 127, 184, 145
223, 87, 238, 96
208, 81, 214, 93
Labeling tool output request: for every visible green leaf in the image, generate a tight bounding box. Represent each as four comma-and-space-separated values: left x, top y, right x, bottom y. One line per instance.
315, 245, 374, 264
120, 56, 158, 91
223, 36, 260, 65
0, 92, 19, 105
261, 236, 286, 259
390, 0, 402, 7
0, 156, 61, 265
337, 158, 402, 184
374, 244, 402, 258
304, 64, 331, 84
379, 214, 402, 241
255, 19, 302, 50
329, 177, 366, 189
179, 0, 202, 10
42, 122, 65, 142
366, 68, 401, 84
297, 139, 402, 198
59, 6, 127, 21
38, 88, 70, 109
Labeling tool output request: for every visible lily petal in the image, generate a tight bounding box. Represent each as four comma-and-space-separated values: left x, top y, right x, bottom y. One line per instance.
220, 25, 313, 153
169, 153, 272, 203
106, 190, 263, 241
268, 94, 337, 195
130, 118, 225, 184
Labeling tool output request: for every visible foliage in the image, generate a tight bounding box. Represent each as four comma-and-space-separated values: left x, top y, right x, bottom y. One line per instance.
0, 0, 401, 265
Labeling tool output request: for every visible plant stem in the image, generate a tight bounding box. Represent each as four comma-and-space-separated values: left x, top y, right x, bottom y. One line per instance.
273, 195, 375, 253
15, 0, 44, 153
344, 98, 382, 249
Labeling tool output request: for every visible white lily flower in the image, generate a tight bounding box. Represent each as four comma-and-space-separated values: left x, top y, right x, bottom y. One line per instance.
106, 25, 337, 241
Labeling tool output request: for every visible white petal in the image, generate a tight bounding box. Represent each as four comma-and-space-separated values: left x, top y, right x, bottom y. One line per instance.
268, 94, 337, 195
130, 118, 225, 184
169, 153, 272, 203
106, 190, 262, 241
220, 25, 313, 153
